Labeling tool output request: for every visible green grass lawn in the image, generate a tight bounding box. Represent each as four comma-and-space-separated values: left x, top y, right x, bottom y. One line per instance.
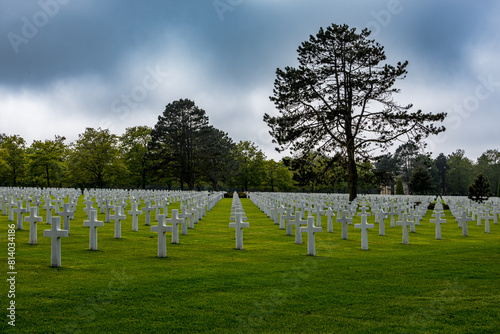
1, 197, 499, 333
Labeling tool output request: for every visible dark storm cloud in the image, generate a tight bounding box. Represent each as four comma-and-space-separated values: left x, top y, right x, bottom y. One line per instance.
0, 0, 498, 160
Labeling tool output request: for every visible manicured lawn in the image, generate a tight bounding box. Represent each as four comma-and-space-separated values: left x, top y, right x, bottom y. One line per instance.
1, 197, 499, 333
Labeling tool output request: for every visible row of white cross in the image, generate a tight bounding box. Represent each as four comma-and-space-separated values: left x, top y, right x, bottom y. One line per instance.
246, 193, 500, 255
229, 192, 249, 250
1, 187, 224, 267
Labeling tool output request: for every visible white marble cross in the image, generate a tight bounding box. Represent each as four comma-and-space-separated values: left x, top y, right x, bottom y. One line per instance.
186, 206, 197, 229
128, 202, 142, 231
430, 214, 447, 240
282, 209, 294, 235
151, 214, 172, 257
83, 198, 94, 221
178, 205, 189, 235
492, 206, 500, 225
312, 205, 325, 227
300, 216, 322, 256
408, 208, 417, 233
396, 213, 411, 245
13, 200, 27, 230
229, 212, 249, 250
337, 210, 352, 240
83, 209, 104, 250
387, 207, 397, 228
43, 216, 69, 267
325, 207, 335, 233
290, 211, 307, 244
102, 199, 113, 223
42, 197, 54, 224
355, 214, 374, 250
59, 203, 73, 233
7, 198, 15, 221
142, 200, 154, 226
25, 207, 43, 245
110, 206, 127, 239
484, 210, 493, 233
167, 209, 183, 244
377, 210, 386, 236
277, 206, 287, 229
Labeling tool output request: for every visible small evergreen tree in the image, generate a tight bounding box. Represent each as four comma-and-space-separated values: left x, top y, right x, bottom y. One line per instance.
396, 177, 404, 195
409, 165, 433, 194
497, 178, 500, 197
468, 173, 491, 203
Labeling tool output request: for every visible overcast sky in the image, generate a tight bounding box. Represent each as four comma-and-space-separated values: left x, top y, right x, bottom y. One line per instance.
1, 0, 499, 161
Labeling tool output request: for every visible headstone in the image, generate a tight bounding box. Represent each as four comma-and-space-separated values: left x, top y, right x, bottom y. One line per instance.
492, 206, 500, 225
83, 209, 104, 251
355, 214, 375, 250
484, 210, 493, 233
229, 212, 249, 250
167, 209, 183, 244
102, 199, 113, 223
142, 201, 154, 226
396, 213, 411, 245
83, 198, 94, 221
59, 203, 73, 233
43, 197, 54, 224
151, 214, 172, 257
25, 207, 43, 245
378, 209, 386, 236
282, 209, 294, 235
430, 212, 446, 240
300, 216, 322, 256
325, 207, 335, 233
110, 206, 127, 239
6, 198, 15, 222
387, 206, 397, 228
43, 216, 69, 267
128, 202, 142, 232
290, 212, 307, 244
337, 210, 352, 240
277, 206, 287, 229
178, 205, 189, 235
13, 200, 27, 230
312, 205, 325, 227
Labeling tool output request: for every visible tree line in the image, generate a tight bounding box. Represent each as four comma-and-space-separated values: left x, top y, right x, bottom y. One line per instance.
375, 143, 500, 197
0, 98, 498, 196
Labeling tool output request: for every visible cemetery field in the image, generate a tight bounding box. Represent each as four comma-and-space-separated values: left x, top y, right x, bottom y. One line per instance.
2, 197, 500, 333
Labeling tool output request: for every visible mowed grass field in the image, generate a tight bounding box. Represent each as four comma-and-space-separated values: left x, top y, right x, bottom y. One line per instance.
1, 196, 500, 333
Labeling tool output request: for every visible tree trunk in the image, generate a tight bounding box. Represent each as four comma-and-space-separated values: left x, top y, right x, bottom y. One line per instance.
46, 164, 50, 188
347, 141, 358, 202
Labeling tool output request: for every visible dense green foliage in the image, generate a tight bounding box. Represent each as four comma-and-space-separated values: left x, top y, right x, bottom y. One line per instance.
0, 127, 498, 194
2, 197, 499, 333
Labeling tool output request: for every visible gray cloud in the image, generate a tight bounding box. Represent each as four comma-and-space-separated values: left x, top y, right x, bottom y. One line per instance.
0, 0, 498, 161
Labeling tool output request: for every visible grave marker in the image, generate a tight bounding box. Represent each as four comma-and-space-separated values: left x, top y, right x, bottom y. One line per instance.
25, 207, 43, 245
151, 214, 172, 257
430, 214, 446, 240
43, 216, 69, 267
167, 209, 183, 244
83, 209, 104, 251
110, 206, 127, 239
300, 216, 322, 256
355, 214, 374, 250
229, 212, 249, 250
128, 202, 142, 232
